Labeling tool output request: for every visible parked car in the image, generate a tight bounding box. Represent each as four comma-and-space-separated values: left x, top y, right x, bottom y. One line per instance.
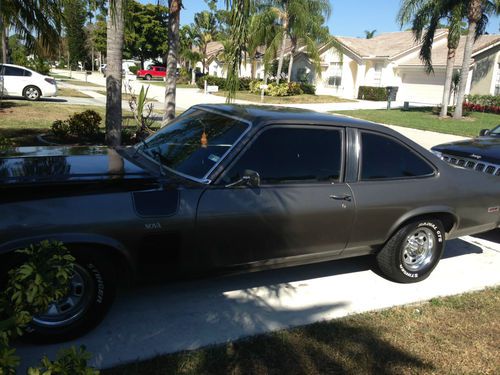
136, 65, 166, 80
0, 63, 57, 101
431, 125, 500, 176
0, 105, 499, 342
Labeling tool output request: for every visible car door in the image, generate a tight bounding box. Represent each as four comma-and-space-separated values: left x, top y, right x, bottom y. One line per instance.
195, 125, 355, 268
346, 130, 440, 250
2, 65, 31, 96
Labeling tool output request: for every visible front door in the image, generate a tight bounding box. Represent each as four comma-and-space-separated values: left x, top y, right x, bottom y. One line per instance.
195, 125, 355, 268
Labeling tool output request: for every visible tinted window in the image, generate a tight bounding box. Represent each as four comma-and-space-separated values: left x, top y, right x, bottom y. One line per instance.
3, 66, 27, 76
224, 127, 342, 184
361, 132, 434, 180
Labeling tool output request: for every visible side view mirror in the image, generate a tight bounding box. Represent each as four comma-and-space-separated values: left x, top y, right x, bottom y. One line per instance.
479, 129, 490, 136
225, 169, 260, 188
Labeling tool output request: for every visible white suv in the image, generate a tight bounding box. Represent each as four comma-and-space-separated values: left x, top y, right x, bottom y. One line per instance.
0, 63, 57, 101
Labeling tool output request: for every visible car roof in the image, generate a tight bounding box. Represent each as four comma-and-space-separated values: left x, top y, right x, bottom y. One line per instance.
193, 103, 394, 134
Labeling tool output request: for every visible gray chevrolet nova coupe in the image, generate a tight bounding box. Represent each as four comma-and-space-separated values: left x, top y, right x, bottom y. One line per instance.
1, 104, 499, 341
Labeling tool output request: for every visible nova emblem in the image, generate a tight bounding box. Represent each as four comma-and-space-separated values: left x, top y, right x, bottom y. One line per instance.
470, 154, 482, 160
488, 207, 499, 213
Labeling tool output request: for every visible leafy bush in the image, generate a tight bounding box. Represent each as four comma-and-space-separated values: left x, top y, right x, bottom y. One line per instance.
466, 94, 500, 107
287, 82, 303, 96
0, 136, 12, 151
51, 110, 102, 141
28, 346, 99, 375
239, 77, 252, 91
25, 58, 51, 75
128, 65, 139, 75
196, 76, 253, 91
267, 82, 290, 97
433, 105, 471, 117
300, 83, 316, 95
51, 120, 71, 139
249, 80, 264, 94
463, 102, 500, 114
358, 86, 388, 101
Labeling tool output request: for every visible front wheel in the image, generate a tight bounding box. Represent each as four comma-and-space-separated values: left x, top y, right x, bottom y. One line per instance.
23, 85, 41, 101
27, 250, 116, 343
376, 219, 445, 283
144, 74, 152, 81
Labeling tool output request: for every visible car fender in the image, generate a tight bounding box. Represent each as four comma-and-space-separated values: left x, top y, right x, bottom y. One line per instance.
385, 206, 458, 243
0, 232, 133, 268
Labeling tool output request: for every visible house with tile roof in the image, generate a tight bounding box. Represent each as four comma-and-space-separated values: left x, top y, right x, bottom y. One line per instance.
291, 30, 500, 103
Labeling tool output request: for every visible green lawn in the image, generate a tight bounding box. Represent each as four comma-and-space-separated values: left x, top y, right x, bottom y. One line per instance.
57, 87, 93, 98
57, 79, 103, 87
103, 287, 500, 375
214, 91, 354, 104
334, 107, 500, 137
146, 81, 195, 89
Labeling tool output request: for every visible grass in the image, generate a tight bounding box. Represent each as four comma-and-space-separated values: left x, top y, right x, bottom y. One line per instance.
96, 90, 159, 102
145, 81, 195, 89
58, 79, 103, 88
103, 287, 500, 375
214, 91, 354, 104
57, 87, 92, 98
334, 107, 500, 137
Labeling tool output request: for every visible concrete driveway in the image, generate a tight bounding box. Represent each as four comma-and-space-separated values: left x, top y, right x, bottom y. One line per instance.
15, 232, 500, 371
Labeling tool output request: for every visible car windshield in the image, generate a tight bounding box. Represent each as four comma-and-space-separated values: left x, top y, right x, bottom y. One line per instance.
491, 125, 500, 135
139, 109, 249, 181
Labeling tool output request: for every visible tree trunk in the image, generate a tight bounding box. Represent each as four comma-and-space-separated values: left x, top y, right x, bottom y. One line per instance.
191, 67, 196, 85
453, 0, 481, 119
163, 0, 181, 126
287, 41, 296, 83
105, 0, 125, 147
1, 23, 7, 64
276, 32, 287, 84
440, 47, 456, 118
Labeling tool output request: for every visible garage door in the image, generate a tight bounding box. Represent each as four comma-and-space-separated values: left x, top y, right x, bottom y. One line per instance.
400, 71, 445, 104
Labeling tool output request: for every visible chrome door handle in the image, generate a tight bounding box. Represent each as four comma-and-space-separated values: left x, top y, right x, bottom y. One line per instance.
329, 194, 352, 202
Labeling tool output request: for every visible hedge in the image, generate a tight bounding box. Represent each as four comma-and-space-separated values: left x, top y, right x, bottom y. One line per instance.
358, 86, 388, 101
465, 94, 500, 107
195, 76, 252, 91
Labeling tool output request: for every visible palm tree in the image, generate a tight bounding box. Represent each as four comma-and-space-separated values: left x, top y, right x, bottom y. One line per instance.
364, 29, 377, 39
105, 0, 125, 147
163, 0, 182, 125
453, 0, 498, 118
258, 0, 331, 84
0, 0, 63, 63
193, 11, 218, 74
398, 0, 465, 118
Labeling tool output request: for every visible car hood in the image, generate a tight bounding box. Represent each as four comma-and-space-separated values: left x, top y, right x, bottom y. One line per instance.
0, 146, 154, 185
432, 137, 500, 165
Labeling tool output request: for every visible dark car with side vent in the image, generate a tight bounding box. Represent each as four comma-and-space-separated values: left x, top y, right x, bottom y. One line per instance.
431, 125, 500, 176
1, 105, 499, 342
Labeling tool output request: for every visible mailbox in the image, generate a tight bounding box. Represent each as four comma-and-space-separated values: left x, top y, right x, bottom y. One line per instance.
385, 86, 399, 109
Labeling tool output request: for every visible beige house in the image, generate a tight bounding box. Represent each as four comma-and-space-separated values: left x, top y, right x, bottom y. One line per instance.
291, 30, 500, 103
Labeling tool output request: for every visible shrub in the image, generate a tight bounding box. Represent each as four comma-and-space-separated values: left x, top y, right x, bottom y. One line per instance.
287, 82, 303, 96
300, 82, 316, 95
358, 86, 388, 101
463, 101, 500, 114
51, 110, 102, 142
466, 94, 500, 107
249, 80, 264, 94
267, 82, 290, 97
239, 77, 252, 91
195, 76, 253, 91
0, 135, 12, 150
128, 65, 139, 75
51, 120, 71, 139
67, 110, 102, 140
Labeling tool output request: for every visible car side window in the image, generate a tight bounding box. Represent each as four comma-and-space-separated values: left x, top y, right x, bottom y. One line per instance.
223, 127, 343, 185
360, 132, 434, 180
3, 66, 25, 76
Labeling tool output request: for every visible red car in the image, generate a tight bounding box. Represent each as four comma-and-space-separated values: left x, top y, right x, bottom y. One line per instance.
136, 65, 166, 80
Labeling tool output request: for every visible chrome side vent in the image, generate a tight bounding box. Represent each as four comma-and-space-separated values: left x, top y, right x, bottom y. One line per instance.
439, 154, 499, 176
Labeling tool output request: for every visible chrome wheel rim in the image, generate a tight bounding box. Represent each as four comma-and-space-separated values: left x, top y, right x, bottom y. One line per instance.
25, 87, 39, 100
33, 264, 94, 328
402, 228, 435, 272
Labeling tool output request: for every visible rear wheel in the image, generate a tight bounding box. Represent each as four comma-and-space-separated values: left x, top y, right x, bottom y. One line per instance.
144, 74, 152, 81
23, 85, 41, 101
376, 219, 445, 283
27, 249, 116, 343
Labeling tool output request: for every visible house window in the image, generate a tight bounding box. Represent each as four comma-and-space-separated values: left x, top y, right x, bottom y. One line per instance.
373, 63, 383, 87
328, 62, 342, 87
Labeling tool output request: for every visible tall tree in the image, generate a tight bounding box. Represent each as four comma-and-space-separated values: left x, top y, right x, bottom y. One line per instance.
106, 0, 125, 147
453, 0, 498, 118
259, 0, 331, 84
193, 11, 218, 74
398, 0, 465, 118
163, 0, 182, 125
64, 0, 89, 69
0, 0, 63, 63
